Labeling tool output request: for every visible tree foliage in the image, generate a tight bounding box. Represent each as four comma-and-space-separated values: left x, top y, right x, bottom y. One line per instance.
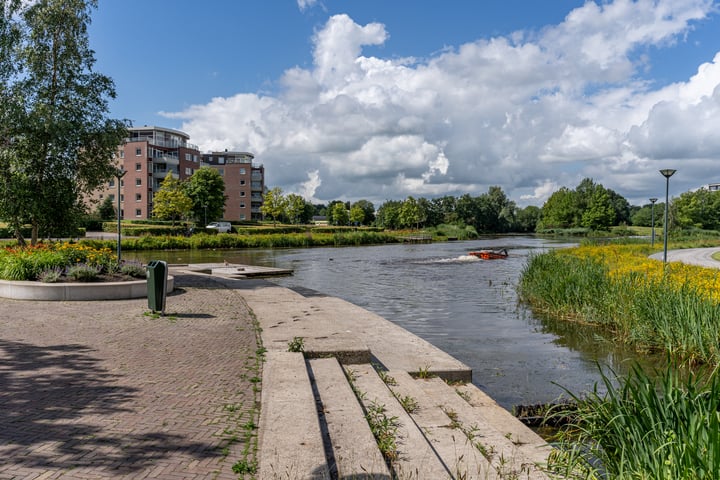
153, 173, 192, 225
0, 0, 128, 244
540, 178, 630, 231
185, 167, 225, 224
260, 187, 287, 226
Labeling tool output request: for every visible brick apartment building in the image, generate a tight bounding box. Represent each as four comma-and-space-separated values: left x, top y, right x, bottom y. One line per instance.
93, 126, 264, 222
202, 151, 265, 221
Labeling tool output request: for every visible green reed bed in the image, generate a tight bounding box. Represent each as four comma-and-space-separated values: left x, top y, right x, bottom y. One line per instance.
519, 249, 720, 365
82, 230, 400, 251
548, 363, 720, 480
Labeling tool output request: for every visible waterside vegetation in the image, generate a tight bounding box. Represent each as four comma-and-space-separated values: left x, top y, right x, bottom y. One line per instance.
520, 237, 720, 479
519, 239, 720, 365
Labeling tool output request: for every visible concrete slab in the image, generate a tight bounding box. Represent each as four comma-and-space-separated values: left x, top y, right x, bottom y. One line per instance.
308, 358, 391, 479
455, 383, 552, 457
417, 377, 551, 479
236, 278, 470, 379
238, 282, 372, 363
347, 363, 452, 479
386, 370, 497, 479
316, 296, 472, 382
258, 351, 329, 480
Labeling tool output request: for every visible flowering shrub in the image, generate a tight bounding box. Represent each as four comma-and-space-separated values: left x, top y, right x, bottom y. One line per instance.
0, 242, 118, 281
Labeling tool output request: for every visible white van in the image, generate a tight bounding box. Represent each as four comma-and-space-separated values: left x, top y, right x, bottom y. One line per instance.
206, 221, 232, 233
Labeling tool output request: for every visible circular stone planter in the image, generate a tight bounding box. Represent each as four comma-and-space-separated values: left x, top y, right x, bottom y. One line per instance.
0, 276, 174, 301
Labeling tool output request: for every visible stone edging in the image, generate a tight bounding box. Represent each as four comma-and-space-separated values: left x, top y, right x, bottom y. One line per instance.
0, 276, 174, 301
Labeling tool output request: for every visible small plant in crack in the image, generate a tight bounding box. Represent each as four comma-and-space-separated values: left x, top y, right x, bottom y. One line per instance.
287, 336, 305, 353
414, 364, 434, 379
365, 401, 399, 462
396, 394, 419, 413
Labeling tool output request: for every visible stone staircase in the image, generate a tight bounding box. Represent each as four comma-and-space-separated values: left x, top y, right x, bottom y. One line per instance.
216, 276, 553, 479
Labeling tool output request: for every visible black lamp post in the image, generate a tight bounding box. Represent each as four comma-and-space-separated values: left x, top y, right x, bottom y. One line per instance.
116, 168, 127, 263
659, 169, 676, 264
649, 198, 658, 247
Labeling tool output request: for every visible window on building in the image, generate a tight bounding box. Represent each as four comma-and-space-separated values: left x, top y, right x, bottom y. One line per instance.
218, 157, 225, 164
240, 202, 246, 208
135, 193, 141, 202
240, 191, 246, 197
120, 194, 124, 202
135, 209, 142, 217
109, 179, 115, 187
135, 178, 141, 187
185, 167, 193, 176
239, 168, 246, 174
120, 180, 124, 187
108, 194, 115, 201
240, 179, 246, 185
119, 150, 125, 158
217, 168, 224, 176
240, 214, 246, 220
185, 153, 191, 161
135, 147, 142, 156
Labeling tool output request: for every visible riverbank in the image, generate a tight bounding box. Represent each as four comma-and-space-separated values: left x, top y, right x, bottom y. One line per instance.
0, 265, 553, 479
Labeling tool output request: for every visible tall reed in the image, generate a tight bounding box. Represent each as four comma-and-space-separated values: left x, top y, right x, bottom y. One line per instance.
548, 362, 720, 479
519, 246, 720, 365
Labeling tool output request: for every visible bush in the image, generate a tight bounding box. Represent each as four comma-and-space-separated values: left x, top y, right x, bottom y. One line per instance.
66, 264, 101, 282
120, 261, 146, 278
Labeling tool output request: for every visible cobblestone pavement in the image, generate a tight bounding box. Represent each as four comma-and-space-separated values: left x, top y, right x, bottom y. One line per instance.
0, 272, 260, 479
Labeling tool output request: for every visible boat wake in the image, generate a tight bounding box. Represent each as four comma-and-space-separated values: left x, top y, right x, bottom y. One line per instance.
420, 255, 481, 264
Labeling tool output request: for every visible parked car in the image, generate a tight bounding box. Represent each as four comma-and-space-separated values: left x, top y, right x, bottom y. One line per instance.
205, 221, 232, 233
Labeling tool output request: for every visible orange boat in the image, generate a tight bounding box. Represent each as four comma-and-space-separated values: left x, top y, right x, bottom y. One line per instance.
468, 248, 508, 260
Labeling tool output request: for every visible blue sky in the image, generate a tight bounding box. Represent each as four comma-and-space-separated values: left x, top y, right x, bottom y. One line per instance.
89, 1, 720, 207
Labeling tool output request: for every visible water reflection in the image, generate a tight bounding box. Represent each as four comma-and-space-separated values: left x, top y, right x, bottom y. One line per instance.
127, 236, 660, 410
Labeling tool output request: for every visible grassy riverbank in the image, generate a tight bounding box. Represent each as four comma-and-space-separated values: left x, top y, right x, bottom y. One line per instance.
520, 239, 720, 479
519, 241, 720, 365
79, 230, 402, 251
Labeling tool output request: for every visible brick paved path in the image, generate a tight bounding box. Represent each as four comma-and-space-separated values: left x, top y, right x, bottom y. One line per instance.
0, 273, 260, 479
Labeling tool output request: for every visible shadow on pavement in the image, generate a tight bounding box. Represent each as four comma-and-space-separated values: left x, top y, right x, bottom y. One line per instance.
0, 338, 222, 474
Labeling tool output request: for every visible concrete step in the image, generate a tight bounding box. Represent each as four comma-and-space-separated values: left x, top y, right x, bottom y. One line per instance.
239, 281, 372, 363
412, 377, 551, 479
346, 363, 453, 479
258, 351, 329, 479
308, 358, 392, 479
455, 383, 552, 465
314, 295, 472, 382
385, 370, 500, 479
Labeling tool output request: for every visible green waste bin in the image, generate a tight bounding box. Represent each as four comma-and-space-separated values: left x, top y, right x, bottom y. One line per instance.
146, 260, 168, 314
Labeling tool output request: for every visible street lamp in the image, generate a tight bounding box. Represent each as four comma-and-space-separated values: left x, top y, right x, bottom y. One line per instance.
659, 169, 676, 264
649, 198, 658, 247
116, 168, 127, 263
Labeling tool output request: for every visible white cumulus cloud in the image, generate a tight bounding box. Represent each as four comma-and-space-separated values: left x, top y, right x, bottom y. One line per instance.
169, 0, 719, 207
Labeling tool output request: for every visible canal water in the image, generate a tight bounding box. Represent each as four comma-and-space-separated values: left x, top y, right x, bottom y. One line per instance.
127, 236, 656, 411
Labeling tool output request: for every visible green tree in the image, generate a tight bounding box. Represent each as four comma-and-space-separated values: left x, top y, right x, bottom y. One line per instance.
581, 189, 615, 230
399, 196, 426, 229
96, 195, 116, 220
329, 202, 349, 226
540, 187, 580, 229
672, 188, 720, 230
153, 173, 192, 225
514, 205, 541, 232
350, 199, 375, 225
0, 0, 128, 245
285, 193, 306, 224
185, 167, 225, 224
375, 200, 402, 229
260, 187, 287, 226
349, 204, 365, 225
